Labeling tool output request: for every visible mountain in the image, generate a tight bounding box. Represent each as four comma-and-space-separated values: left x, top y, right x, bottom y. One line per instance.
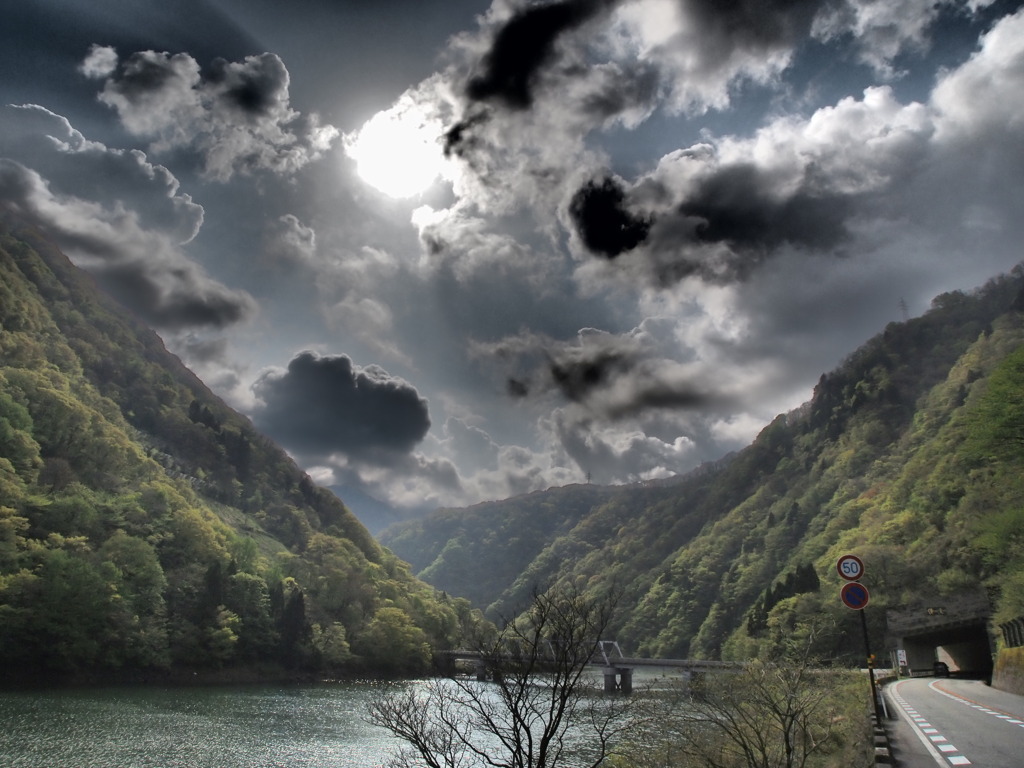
382, 267, 1024, 665
0, 212, 481, 681
6, 201, 1024, 683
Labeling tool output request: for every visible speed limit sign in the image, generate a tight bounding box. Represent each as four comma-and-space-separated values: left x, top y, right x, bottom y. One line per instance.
836, 554, 864, 581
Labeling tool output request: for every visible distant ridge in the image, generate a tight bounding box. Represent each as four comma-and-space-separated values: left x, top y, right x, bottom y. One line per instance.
384, 265, 1024, 664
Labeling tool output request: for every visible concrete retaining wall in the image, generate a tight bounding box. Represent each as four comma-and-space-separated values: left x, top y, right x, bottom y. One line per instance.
992, 647, 1024, 696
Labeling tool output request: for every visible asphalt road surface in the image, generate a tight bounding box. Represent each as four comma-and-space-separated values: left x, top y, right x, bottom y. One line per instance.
884, 677, 1024, 767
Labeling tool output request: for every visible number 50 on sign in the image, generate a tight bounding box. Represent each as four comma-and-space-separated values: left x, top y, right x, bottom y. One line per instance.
836, 554, 864, 581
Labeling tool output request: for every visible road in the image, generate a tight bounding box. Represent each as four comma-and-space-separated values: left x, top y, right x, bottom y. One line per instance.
884, 678, 1024, 767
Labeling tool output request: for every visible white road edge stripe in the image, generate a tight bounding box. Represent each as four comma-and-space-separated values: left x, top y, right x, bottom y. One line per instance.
890, 680, 966, 768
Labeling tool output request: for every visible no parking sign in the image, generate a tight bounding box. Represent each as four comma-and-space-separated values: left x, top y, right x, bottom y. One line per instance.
840, 580, 870, 610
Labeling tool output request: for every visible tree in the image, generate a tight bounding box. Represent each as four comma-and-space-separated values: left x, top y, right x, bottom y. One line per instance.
99, 530, 170, 667
312, 621, 353, 666
369, 586, 632, 768
27, 543, 117, 670
358, 606, 432, 674
617, 656, 867, 768
225, 571, 276, 660
278, 580, 312, 665
967, 345, 1024, 461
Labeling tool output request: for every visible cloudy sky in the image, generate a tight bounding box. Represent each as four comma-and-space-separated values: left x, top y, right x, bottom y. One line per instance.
3, 0, 1023, 518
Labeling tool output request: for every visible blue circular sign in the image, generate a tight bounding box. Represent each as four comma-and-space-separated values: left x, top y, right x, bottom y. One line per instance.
840, 581, 870, 610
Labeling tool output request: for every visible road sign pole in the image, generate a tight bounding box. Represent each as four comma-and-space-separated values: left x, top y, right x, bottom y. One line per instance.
860, 608, 881, 721
837, 555, 881, 721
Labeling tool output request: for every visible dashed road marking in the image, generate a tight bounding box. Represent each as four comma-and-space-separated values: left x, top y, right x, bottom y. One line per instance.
890, 682, 971, 767
931, 681, 1024, 729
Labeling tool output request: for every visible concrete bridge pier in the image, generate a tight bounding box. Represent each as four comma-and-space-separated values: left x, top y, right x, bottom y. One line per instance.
474, 660, 503, 682
603, 666, 633, 694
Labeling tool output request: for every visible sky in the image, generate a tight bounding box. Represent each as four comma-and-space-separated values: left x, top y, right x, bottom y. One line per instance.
2, 0, 1024, 520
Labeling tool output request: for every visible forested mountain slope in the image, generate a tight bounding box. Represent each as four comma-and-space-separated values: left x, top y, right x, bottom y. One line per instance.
383, 268, 1024, 663
0, 213, 478, 680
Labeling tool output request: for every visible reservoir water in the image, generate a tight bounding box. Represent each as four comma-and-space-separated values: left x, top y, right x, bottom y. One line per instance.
0, 681, 409, 767
0, 668, 688, 767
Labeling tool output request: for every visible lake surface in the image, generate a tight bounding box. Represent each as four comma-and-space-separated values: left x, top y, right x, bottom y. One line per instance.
0, 669, 689, 767
0, 680, 409, 767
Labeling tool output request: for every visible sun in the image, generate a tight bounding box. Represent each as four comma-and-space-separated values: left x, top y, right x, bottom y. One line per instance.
345, 98, 451, 199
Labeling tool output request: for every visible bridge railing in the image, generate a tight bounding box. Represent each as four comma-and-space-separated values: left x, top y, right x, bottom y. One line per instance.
438, 646, 742, 671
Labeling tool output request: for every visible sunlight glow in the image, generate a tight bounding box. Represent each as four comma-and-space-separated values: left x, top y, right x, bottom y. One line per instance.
345, 99, 450, 198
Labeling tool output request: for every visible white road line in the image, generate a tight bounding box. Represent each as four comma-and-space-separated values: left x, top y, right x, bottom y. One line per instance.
890, 681, 972, 767
929, 680, 1024, 728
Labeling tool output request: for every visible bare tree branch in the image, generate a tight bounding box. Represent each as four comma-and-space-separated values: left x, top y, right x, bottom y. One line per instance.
369, 585, 633, 768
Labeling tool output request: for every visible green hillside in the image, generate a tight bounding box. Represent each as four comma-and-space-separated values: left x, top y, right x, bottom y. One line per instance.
0, 213, 481, 681
5, 198, 1024, 679
383, 268, 1024, 664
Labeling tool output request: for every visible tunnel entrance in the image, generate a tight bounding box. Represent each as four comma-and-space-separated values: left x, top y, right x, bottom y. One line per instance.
886, 590, 994, 678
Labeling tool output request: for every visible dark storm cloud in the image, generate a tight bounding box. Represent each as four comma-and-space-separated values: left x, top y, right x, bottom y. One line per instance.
569, 175, 651, 257
252, 351, 431, 459
106, 50, 190, 96
621, 151, 876, 285
440, 0, 830, 177
577, 157, 848, 281
442, 111, 489, 159
464, 0, 816, 113
686, 0, 820, 50
0, 158, 256, 332
466, 0, 618, 109
175, 334, 230, 364
208, 56, 284, 116
443, 0, 622, 161
478, 330, 719, 421
576, 62, 661, 122
552, 351, 721, 420
94, 260, 255, 331
549, 346, 631, 401
601, 379, 713, 419
673, 162, 851, 261
507, 377, 530, 398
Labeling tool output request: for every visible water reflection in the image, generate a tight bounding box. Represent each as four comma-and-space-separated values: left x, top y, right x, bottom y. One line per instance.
0, 668, 694, 767
0, 681, 406, 768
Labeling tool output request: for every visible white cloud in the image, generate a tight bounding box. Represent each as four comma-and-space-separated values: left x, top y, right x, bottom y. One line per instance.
254, 5, 1024, 505
89, 49, 339, 181
412, 205, 560, 289
931, 7, 1024, 140
813, 0, 954, 76
0, 105, 255, 332
267, 214, 317, 264
79, 44, 119, 79
313, 245, 410, 363
607, 0, 801, 114
6, 1, 1022, 511
550, 407, 697, 483
0, 104, 204, 243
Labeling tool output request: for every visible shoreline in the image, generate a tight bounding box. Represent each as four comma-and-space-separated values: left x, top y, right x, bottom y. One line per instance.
0, 664, 414, 691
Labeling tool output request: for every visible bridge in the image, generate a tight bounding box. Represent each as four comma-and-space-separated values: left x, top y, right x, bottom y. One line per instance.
439, 640, 742, 693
